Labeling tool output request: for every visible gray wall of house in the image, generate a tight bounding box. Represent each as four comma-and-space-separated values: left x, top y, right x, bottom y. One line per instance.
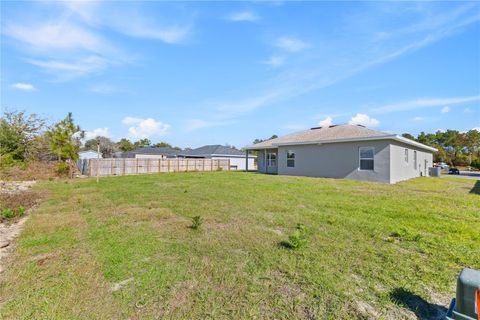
275, 140, 392, 183
389, 142, 433, 183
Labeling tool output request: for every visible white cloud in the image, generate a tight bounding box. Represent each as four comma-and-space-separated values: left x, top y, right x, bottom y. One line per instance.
122, 117, 170, 138
84, 128, 110, 141
227, 11, 259, 22
318, 116, 333, 127
185, 119, 210, 132
4, 22, 105, 53
472, 127, 480, 132
12, 82, 35, 91
373, 96, 480, 113
262, 55, 286, 67
349, 113, 379, 127
412, 116, 423, 121
274, 37, 309, 52
27, 56, 110, 80
441, 106, 450, 113
116, 24, 190, 44
464, 108, 474, 113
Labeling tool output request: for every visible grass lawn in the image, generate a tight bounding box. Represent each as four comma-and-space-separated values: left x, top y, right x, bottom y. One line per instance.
1, 172, 479, 319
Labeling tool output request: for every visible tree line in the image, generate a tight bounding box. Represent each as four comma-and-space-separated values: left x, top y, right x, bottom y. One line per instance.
401, 130, 480, 168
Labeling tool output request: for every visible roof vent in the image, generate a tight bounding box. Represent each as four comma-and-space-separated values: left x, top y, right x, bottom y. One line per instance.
310, 126, 322, 130
356, 124, 366, 128
328, 125, 338, 128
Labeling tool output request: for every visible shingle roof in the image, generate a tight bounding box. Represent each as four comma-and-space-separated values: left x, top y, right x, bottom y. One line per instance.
127, 147, 179, 155
246, 124, 437, 152
179, 145, 246, 157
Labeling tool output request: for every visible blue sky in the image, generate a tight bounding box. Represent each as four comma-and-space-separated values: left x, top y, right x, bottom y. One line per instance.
2, 1, 479, 148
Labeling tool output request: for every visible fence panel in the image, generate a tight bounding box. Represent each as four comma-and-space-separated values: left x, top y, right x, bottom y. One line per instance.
87, 158, 230, 177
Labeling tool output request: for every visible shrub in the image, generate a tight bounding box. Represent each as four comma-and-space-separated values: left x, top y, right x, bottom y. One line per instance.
471, 159, 480, 170
56, 162, 70, 175
2, 208, 15, 219
17, 206, 26, 216
189, 216, 203, 230
280, 223, 308, 249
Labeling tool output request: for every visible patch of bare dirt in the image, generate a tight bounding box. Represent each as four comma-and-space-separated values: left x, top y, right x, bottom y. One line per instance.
0, 180, 37, 275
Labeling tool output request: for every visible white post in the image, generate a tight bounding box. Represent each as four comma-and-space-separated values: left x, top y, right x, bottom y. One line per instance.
96, 143, 100, 183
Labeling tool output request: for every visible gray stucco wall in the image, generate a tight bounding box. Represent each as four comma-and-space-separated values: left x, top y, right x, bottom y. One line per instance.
389, 142, 433, 184
276, 140, 391, 183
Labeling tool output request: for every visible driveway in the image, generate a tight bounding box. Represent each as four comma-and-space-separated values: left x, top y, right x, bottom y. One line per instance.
442, 171, 480, 180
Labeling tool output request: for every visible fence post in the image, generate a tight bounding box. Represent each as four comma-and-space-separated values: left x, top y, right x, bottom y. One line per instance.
228, 159, 231, 171
168, 159, 171, 172
177, 159, 179, 172
186, 159, 189, 172
136, 159, 139, 175
123, 159, 126, 176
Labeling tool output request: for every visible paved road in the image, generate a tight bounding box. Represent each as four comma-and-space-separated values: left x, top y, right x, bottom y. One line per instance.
442, 171, 480, 180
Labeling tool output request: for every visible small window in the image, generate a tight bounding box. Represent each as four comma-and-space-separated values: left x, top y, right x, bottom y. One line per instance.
287, 150, 295, 167
267, 153, 277, 167
359, 147, 374, 170
413, 151, 417, 169
404, 149, 409, 163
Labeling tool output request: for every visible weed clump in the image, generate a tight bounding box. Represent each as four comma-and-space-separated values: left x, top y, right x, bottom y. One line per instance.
385, 227, 422, 242
189, 216, 203, 230
280, 223, 308, 249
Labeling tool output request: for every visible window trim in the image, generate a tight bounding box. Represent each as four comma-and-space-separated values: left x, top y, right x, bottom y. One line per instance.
413, 150, 417, 170
358, 147, 375, 171
404, 148, 409, 163
286, 150, 295, 168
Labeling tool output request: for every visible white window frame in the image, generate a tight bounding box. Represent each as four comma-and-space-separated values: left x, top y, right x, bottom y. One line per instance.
358, 147, 375, 171
413, 151, 417, 170
286, 150, 295, 168
404, 148, 409, 163
266, 152, 277, 167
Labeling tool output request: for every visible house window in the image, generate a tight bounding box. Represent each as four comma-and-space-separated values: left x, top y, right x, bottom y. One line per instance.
413, 151, 417, 169
359, 147, 374, 171
267, 153, 277, 167
287, 150, 295, 167
404, 148, 409, 163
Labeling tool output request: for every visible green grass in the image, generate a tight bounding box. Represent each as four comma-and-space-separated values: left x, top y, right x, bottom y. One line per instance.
1, 172, 479, 319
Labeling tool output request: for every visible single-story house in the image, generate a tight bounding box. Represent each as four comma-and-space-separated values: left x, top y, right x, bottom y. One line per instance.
123, 147, 179, 159
178, 145, 256, 170
245, 124, 437, 184
79, 150, 102, 159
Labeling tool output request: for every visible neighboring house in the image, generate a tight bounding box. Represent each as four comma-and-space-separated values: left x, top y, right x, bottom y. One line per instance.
123, 147, 179, 159
245, 124, 436, 184
178, 145, 256, 170
79, 150, 102, 159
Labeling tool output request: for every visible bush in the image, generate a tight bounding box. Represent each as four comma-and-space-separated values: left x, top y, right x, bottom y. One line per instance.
280, 223, 308, 249
471, 159, 480, 170
17, 206, 26, 216
56, 162, 70, 175
1, 208, 15, 219
189, 216, 203, 230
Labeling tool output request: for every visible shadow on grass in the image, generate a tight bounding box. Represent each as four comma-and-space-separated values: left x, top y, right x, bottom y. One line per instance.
470, 180, 480, 195
389, 288, 447, 320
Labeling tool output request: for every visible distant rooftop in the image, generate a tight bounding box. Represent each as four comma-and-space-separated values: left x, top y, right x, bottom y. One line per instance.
179, 145, 246, 157
126, 146, 179, 155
